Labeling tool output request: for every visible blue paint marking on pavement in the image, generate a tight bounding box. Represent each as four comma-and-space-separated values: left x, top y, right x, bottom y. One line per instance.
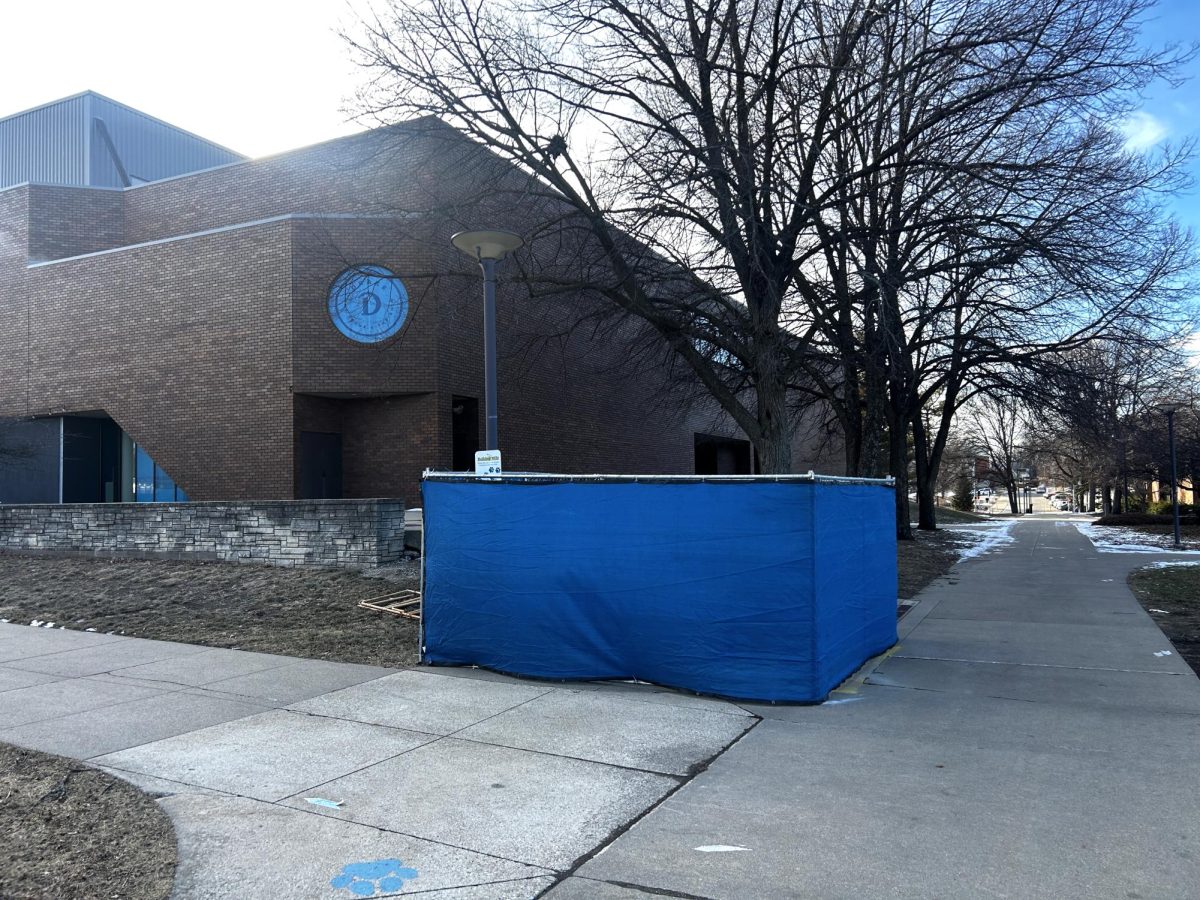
330, 859, 418, 896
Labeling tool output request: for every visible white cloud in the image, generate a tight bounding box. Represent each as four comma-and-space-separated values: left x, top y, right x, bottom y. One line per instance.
1119, 110, 1169, 152
1185, 329, 1200, 368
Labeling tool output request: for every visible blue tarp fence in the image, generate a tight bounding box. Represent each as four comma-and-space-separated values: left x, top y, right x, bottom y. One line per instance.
420, 473, 898, 702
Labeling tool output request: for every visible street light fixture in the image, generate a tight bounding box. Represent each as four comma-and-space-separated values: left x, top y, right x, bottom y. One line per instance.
1154, 400, 1186, 549
450, 229, 524, 452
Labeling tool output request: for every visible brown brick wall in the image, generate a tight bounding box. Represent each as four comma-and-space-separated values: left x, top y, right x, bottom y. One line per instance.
0, 123, 841, 506
26, 185, 125, 262
0, 210, 295, 499
120, 124, 477, 243
0, 187, 31, 408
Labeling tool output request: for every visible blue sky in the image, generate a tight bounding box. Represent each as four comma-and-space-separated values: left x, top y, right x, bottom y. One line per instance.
1, 0, 1196, 232
1135, 0, 1200, 231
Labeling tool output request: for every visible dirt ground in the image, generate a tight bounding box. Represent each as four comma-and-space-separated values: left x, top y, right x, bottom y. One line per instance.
897, 529, 963, 600
0, 530, 960, 670
1128, 565, 1200, 676
0, 555, 421, 668
0, 744, 176, 900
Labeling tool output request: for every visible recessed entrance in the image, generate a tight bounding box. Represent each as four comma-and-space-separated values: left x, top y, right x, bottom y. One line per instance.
452, 396, 480, 470
298, 431, 344, 499
694, 433, 753, 475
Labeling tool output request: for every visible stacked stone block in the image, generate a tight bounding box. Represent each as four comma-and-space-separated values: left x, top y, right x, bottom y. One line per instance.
0, 499, 406, 568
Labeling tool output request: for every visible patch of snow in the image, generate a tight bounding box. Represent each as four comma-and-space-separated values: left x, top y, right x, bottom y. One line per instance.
1147, 560, 1200, 569
1075, 522, 1200, 554
947, 520, 1016, 561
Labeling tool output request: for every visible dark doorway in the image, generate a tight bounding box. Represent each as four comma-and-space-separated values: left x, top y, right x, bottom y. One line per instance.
298, 431, 343, 499
98, 418, 123, 502
452, 396, 479, 470
694, 433, 753, 475
61, 417, 102, 502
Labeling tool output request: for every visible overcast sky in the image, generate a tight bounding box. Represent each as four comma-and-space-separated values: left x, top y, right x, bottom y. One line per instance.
1, 0, 1197, 228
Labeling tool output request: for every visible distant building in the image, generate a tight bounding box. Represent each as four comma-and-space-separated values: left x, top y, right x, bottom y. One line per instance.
1151, 479, 1195, 506
0, 92, 837, 504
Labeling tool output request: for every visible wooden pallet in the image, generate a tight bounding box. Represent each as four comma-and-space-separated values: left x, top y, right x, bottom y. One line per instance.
358, 589, 422, 620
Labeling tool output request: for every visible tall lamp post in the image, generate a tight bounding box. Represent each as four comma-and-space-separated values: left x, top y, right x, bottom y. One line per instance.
1155, 400, 1185, 549
450, 230, 524, 452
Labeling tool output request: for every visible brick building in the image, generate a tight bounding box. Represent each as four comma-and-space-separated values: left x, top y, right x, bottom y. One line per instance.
0, 92, 838, 504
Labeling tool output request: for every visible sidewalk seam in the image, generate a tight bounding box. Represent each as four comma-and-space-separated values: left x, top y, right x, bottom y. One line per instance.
532, 715, 761, 898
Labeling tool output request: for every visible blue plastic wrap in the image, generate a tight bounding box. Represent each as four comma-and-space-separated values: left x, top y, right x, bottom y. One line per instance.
421, 475, 897, 702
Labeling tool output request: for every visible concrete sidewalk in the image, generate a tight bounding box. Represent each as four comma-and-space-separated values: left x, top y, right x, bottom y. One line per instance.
555, 518, 1200, 898
5, 518, 1199, 898
0, 623, 753, 898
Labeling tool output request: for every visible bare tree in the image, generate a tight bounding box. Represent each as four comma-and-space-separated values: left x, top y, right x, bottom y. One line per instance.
345, 0, 1194, 538
1022, 334, 1189, 513
963, 395, 1028, 515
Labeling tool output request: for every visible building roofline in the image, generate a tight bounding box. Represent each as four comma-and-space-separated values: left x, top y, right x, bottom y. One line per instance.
0, 90, 93, 125
1, 114, 447, 197
119, 116, 445, 192
0, 181, 126, 198
0, 90, 248, 161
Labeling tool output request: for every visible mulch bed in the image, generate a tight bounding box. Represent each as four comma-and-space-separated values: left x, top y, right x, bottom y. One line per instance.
0, 555, 421, 668
0, 744, 176, 900
1128, 566, 1200, 676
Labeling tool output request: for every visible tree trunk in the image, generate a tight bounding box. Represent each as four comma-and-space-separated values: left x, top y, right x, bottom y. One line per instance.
912, 416, 938, 531
913, 379, 962, 532
888, 418, 913, 541
752, 369, 792, 474
859, 388, 888, 479
755, 423, 792, 474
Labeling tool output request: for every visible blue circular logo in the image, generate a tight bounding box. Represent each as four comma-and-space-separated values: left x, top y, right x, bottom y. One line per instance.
327, 265, 409, 343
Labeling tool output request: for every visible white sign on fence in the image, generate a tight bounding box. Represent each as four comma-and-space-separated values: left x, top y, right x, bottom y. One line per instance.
474, 450, 502, 475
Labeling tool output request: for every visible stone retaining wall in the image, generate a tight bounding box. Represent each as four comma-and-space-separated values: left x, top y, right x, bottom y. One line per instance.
0, 499, 406, 568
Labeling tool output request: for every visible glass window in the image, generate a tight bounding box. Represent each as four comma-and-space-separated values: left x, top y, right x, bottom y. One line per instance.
153, 463, 177, 502
135, 446, 154, 502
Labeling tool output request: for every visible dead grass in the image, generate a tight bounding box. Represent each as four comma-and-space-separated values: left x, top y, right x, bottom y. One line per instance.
897, 529, 962, 599
0, 554, 421, 668
0, 530, 961, 668
0, 744, 176, 900
1128, 566, 1200, 677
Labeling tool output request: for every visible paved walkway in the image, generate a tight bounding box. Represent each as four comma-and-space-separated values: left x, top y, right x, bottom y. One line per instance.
2, 517, 1198, 898
554, 517, 1200, 898
0, 623, 752, 898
